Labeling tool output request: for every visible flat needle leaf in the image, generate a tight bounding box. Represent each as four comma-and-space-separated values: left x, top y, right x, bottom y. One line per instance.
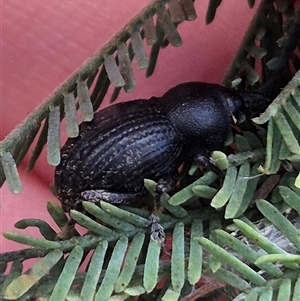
49, 246, 84, 301
5, 250, 63, 300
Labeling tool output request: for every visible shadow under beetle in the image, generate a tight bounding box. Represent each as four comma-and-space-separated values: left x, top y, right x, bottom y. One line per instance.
54, 82, 269, 243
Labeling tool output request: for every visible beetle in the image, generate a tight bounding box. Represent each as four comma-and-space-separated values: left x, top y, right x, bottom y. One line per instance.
54, 82, 268, 242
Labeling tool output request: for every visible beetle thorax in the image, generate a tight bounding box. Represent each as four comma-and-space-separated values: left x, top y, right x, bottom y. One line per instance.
167, 98, 231, 153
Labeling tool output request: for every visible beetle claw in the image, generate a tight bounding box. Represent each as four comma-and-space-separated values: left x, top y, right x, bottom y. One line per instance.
56, 218, 77, 240
149, 213, 165, 246
194, 152, 224, 177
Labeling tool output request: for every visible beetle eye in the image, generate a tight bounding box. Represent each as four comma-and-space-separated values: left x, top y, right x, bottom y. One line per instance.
227, 97, 243, 113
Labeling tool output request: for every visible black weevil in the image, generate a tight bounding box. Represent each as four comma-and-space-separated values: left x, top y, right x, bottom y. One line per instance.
54, 82, 269, 242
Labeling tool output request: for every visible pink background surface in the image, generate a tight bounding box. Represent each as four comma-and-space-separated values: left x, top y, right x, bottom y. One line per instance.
1, 0, 259, 253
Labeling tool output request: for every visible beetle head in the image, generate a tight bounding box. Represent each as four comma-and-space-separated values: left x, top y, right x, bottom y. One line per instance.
227, 90, 271, 117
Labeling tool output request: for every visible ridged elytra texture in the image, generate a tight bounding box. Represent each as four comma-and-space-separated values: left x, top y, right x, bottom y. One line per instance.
55, 98, 183, 211
54, 82, 268, 212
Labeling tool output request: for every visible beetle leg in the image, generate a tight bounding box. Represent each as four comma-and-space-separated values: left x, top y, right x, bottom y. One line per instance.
193, 151, 224, 177
149, 173, 178, 245
57, 191, 142, 240
81, 190, 142, 204
56, 198, 87, 240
